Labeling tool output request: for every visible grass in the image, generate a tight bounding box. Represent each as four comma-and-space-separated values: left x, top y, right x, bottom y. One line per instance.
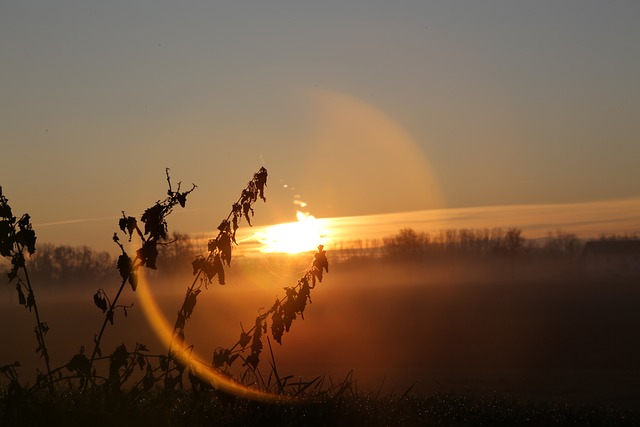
2, 386, 639, 426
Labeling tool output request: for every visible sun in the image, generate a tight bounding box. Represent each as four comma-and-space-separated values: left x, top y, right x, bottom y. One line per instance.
257, 211, 326, 254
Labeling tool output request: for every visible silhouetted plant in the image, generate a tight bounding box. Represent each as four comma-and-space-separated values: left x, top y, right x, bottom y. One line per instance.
0, 186, 53, 392
83, 169, 196, 388
212, 245, 328, 374
165, 167, 268, 387
1, 167, 334, 404
161, 167, 333, 394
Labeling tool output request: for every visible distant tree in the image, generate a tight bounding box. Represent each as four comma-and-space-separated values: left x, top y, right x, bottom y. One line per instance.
474, 228, 494, 256
156, 231, 199, 275
504, 228, 525, 257
598, 232, 639, 241
501, 228, 525, 279
458, 228, 473, 252
489, 228, 506, 254
544, 230, 580, 258
383, 228, 429, 261
28, 243, 113, 285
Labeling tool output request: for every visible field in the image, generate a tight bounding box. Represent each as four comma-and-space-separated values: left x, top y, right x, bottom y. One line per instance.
2, 253, 639, 424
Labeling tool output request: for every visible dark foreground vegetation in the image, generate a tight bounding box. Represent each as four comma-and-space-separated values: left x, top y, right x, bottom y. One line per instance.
3, 387, 639, 426
2, 170, 640, 426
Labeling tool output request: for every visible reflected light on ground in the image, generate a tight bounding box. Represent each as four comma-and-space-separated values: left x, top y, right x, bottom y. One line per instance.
255, 211, 329, 254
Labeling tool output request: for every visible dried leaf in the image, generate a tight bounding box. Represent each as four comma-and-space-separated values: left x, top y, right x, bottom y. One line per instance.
67, 351, 91, 377
242, 202, 253, 226
141, 203, 167, 240
182, 289, 201, 320
16, 227, 36, 255
137, 240, 158, 269
26, 291, 35, 312
192, 256, 205, 275
117, 253, 132, 280
16, 283, 26, 306
93, 291, 107, 313
119, 215, 138, 241
271, 308, 285, 344
312, 245, 329, 283
239, 331, 251, 348
137, 354, 146, 370
213, 348, 231, 368
213, 254, 225, 285
244, 315, 266, 369
219, 233, 232, 266
177, 192, 187, 208
255, 167, 268, 202
129, 271, 138, 291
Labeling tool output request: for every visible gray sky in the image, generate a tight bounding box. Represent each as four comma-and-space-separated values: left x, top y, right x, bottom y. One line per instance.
2, 1, 639, 249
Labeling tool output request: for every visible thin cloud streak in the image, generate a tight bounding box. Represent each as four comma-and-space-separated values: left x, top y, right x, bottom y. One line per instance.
35, 216, 118, 227
34, 207, 204, 229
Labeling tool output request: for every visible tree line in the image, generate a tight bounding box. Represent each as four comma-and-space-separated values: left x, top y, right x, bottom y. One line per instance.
331, 228, 624, 264
383, 227, 580, 259
0, 231, 199, 286
2, 227, 636, 283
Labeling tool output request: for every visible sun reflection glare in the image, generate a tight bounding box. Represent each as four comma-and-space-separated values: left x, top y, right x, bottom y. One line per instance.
257, 211, 326, 254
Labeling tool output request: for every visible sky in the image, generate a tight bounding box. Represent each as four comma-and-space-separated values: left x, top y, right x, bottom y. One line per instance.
2, 1, 639, 252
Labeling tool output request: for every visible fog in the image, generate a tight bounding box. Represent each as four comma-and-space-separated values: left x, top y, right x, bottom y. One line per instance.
2, 255, 639, 408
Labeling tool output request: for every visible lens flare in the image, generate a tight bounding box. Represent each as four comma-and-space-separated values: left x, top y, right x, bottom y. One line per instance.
136, 269, 288, 402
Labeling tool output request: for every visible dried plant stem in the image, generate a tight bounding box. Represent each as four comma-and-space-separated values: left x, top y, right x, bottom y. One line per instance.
82, 172, 195, 391
18, 245, 54, 393
164, 168, 268, 386
89, 276, 128, 361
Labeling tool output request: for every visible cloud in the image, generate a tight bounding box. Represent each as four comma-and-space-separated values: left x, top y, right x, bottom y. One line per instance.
35, 216, 117, 227
224, 197, 640, 255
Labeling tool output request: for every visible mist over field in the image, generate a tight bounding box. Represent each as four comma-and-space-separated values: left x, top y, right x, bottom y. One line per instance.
3, 250, 639, 409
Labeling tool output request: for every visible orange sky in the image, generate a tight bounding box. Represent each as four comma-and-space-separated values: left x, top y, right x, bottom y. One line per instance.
210, 197, 640, 256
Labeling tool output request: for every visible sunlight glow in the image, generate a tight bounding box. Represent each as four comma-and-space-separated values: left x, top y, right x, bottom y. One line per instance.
257, 211, 326, 254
